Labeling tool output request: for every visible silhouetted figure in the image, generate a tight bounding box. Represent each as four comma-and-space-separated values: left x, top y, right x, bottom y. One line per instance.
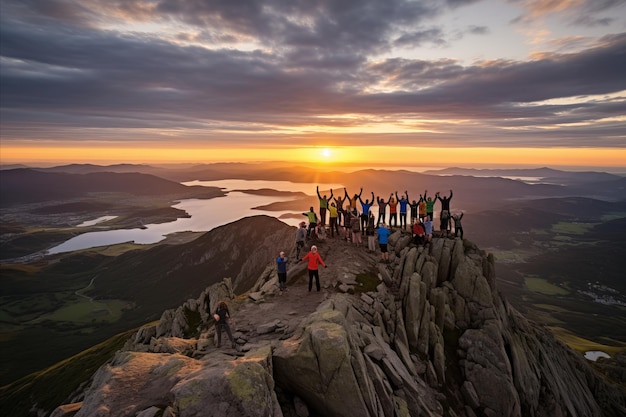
452, 212, 464, 239
436, 190, 453, 236
377, 194, 391, 225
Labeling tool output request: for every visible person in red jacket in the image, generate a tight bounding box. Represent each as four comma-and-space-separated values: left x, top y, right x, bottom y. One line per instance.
301, 245, 327, 292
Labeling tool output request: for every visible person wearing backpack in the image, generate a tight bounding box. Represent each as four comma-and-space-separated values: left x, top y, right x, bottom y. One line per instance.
212, 301, 235, 349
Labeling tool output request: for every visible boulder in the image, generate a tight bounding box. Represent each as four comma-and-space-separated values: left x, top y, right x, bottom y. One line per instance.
273, 309, 373, 417
75, 347, 281, 417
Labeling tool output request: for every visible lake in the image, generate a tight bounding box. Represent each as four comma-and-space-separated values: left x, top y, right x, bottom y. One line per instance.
47, 180, 344, 254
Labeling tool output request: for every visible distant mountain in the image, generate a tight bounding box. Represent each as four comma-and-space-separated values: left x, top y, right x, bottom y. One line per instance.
40, 163, 160, 175
423, 166, 622, 184
0, 164, 30, 170
0, 169, 216, 206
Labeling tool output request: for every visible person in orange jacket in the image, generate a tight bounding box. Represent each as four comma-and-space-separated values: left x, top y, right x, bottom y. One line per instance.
301, 245, 327, 292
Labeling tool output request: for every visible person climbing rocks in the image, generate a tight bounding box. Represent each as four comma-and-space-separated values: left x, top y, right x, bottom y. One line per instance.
213, 301, 236, 349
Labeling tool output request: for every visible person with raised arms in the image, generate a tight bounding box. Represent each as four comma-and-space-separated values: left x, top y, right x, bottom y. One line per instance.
358, 191, 375, 234
376, 194, 391, 225
396, 190, 409, 229
316, 186, 333, 227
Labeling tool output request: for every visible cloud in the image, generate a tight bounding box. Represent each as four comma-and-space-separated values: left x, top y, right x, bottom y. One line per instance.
512, 0, 626, 27
0, 0, 625, 149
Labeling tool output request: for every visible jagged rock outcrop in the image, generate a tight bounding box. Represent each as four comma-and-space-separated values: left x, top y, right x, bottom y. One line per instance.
51, 227, 626, 417
74, 346, 280, 417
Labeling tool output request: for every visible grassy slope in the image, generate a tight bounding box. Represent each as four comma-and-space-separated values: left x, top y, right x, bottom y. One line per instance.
0, 328, 136, 416
467, 199, 626, 347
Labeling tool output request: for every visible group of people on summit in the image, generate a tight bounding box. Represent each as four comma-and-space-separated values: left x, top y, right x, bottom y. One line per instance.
289, 186, 465, 294
306, 186, 464, 245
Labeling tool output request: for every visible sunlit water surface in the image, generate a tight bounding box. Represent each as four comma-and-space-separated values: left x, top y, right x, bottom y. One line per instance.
48, 180, 343, 254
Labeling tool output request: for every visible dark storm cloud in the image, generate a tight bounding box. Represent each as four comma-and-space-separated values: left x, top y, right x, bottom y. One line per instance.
1, 0, 625, 148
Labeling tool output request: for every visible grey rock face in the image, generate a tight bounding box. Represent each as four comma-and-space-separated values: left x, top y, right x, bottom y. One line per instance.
54, 227, 626, 417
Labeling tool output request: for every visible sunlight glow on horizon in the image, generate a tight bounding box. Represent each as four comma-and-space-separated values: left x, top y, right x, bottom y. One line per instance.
1, 144, 625, 170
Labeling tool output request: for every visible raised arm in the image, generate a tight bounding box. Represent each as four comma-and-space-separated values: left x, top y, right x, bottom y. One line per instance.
316, 185, 321, 199
449, 189, 453, 200
358, 187, 363, 199
329, 189, 334, 200
395, 191, 400, 201
344, 188, 349, 199
370, 192, 375, 202
405, 190, 409, 200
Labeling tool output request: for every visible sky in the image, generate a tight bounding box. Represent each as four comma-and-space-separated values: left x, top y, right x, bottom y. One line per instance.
1, 0, 625, 168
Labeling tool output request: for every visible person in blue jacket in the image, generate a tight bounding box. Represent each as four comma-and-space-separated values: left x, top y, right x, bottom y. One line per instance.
276, 251, 288, 292
358, 191, 375, 234
377, 223, 391, 263
396, 191, 409, 229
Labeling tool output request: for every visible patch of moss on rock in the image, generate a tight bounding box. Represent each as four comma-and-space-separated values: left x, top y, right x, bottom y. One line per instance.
227, 363, 269, 409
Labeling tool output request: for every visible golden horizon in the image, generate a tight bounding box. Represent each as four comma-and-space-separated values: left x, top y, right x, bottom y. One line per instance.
1, 144, 625, 169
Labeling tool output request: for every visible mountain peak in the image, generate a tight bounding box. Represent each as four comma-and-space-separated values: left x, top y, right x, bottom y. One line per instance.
39, 224, 626, 417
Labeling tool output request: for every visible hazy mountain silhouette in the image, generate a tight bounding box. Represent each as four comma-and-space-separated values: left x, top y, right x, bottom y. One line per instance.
0, 169, 219, 206
424, 166, 623, 184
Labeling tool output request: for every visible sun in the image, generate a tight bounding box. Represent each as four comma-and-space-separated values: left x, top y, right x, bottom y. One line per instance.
321, 148, 331, 158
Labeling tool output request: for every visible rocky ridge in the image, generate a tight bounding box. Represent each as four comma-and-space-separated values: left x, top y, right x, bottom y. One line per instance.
51, 228, 625, 417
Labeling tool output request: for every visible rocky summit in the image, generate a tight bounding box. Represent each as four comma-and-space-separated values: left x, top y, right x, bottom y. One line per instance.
48, 221, 625, 417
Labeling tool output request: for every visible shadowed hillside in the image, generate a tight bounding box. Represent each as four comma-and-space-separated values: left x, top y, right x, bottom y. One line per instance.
0, 216, 295, 385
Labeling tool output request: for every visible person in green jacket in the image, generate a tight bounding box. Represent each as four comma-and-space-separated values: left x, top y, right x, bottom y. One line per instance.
425, 190, 436, 221
316, 186, 333, 227
302, 207, 318, 238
